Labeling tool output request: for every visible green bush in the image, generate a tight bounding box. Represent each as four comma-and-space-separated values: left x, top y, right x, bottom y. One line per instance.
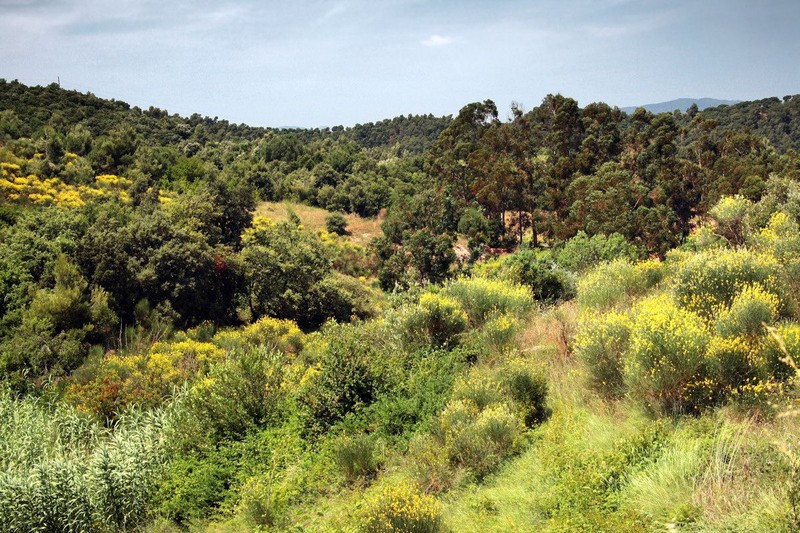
441, 276, 532, 326
474, 249, 575, 303
498, 358, 549, 427
187, 347, 286, 439
325, 212, 349, 235
577, 259, 661, 310
554, 231, 641, 273
624, 295, 711, 414
300, 324, 387, 435
334, 433, 382, 484
157, 452, 236, 524
575, 311, 632, 398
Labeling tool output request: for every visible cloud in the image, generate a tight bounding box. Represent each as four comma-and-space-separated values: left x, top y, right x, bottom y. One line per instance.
421, 34, 453, 47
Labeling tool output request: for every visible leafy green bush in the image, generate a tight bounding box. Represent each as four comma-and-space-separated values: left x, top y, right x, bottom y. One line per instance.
187, 347, 286, 439
577, 259, 661, 310
157, 452, 236, 524
325, 212, 349, 235
575, 311, 632, 398
554, 231, 641, 273
358, 478, 444, 533
624, 296, 711, 414
474, 249, 575, 302
299, 324, 387, 435
498, 358, 549, 427
441, 276, 531, 326
334, 433, 383, 484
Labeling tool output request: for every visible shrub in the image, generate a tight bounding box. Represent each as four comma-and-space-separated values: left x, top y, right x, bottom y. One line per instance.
672, 248, 785, 321
709, 195, 752, 246
498, 358, 549, 427
554, 231, 641, 273
715, 283, 779, 339
434, 399, 524, 477
706, 336, 763, 393
442, 277, 531, 326
213, 316, 304, 353
474, 249, 575, 302
157, 453, 236, 524
325, 212, 349, 235
358, 478, 443, 533
480, 312, 521, 355
334, 433, 382, 484
65, 339, 226, 419
400, 292, 468, 349
624, 296, 711, 414
575, 311, 632, 398
299, 324, 387, 435
577, 259, 659, 310
762, 323, 800, 381
451, 374, 504, 410
187, 348, 286, 439
238, 474, 289, 529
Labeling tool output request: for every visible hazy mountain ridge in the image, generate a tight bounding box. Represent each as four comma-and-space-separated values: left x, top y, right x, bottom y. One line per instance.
621, 97, 741, 114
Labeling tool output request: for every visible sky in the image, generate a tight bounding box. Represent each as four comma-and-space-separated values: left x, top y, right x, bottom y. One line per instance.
1, 0, 799, 128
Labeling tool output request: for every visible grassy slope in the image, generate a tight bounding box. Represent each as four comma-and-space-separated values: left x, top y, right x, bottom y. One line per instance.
158, 303, 799, 532
255, 201, 384, 247
441, 305, 798, 533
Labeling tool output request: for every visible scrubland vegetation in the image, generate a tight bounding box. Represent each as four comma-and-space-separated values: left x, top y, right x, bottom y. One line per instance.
3, 80, 800, 531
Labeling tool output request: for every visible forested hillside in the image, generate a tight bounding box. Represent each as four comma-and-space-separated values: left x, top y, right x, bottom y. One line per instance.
2, 80, 800, 532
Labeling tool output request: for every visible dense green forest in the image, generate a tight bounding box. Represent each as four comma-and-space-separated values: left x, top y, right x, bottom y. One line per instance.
3, 80, 800, 532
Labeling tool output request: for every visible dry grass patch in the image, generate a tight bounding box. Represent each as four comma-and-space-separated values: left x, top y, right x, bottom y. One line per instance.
255, 201, 384, 246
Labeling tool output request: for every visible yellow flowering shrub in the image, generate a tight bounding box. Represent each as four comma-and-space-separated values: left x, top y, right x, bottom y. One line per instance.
358, 479, 443, 533
241, 215, 275, 244
706, 336, 763, 392
0, 161, 132, 207
672, 248, 785, 320
624, 295, 711, 414
400, 292, 468, 349
762, 323, 800, 381
318, 229, 374, 277
66, 339, 225, 418
213, 316, 304, 354
714, 283, 779, 338
481, 312, 521, 355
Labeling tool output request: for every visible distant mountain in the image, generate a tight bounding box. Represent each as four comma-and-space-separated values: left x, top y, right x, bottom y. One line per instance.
621, 98, 741, 114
